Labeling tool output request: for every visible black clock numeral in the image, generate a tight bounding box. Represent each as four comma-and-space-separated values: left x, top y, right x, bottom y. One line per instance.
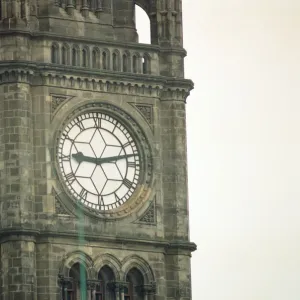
79, 188, 88, 200
93, 116, 101, 128
62, 133, 75, 143
122, 140, 133, 148
127, 161, 136, 168
76, 119, 85, 131
115, 193, 124, 205
123, 178, 132, 189
60, 154, 70, 162
65, 172, 76, 184
98, 195, 104, 206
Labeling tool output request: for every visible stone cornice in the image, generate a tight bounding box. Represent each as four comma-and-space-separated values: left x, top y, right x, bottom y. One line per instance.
0, 227, 197, 253
0, 30, 157, 51
0, 30, 188, 56
0, 62, 194, 102
34, 230, 197, 253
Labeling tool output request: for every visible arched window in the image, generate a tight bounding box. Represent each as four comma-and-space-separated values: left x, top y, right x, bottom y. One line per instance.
82, 48, 89, 67
135, 5, 151, 44
112, 52, 118, 71
51, 44, 59, 63
72, 47, 79, 66
98, 266, 115, 300
142, 55, 151, 74
61, 45, 68, 65
132, 55, 138, 73
102, 51, 108, 70
69, 263, 88, 300
92, 48, 99, 68
126, 268, 144, 300
123, 54, 128, 72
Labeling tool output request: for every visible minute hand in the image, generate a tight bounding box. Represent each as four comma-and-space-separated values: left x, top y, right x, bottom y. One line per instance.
96, 154, 135, 165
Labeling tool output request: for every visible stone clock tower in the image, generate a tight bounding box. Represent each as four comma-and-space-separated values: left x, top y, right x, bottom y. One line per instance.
0, 0, 196, 299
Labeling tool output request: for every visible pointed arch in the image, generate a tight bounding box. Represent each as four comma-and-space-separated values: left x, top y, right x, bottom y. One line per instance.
134, 0, 158, 44
59, 250, 95, 279
142, 53, 151, 74
122, 50, 131, 73
82, 46, 90, 67
132, 52, 141, 73
69, 262, 88, 300
92, 47, 100, 68
71, 45, 80, 66
125, 267, 144, 300
122, 255, 155, 284
94, 253, 121, 281
101, 48, 110, 70
51, 43, 59, 64
61, 43, 70, 65
112, 49, 121, 71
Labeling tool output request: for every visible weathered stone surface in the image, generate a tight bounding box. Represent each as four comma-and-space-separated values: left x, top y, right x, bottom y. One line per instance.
0, 1, 195, 299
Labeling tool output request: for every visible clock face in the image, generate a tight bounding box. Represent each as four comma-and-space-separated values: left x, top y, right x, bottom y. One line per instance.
57, 111, 140, 211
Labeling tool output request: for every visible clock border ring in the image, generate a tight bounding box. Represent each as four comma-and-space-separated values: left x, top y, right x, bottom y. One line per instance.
51, 101, 154, 220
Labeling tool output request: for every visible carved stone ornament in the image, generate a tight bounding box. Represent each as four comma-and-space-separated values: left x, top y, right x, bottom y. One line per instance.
53, 188, 71, 216
137, 200, 156, 224
131, 103, 153, 124
51, 94, 74, 118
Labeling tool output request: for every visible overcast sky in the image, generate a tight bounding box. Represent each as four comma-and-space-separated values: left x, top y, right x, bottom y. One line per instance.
138, 1, 300, 299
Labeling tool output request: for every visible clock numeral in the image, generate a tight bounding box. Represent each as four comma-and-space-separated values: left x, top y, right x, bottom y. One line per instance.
76, 118, 85, 131
98, 195, 104, 206
127, 161, 136, 168
60, 154, 70, 162
79, 188, 88, 200
122, 140, 133, 148
93, 116, 101, 128
65, 172, 76, 184
123, 178, 132, 189
115, 193, 124, 205
62, 133, 75, 143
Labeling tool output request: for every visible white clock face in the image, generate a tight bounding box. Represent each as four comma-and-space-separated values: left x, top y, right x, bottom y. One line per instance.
57, 112, 140, 211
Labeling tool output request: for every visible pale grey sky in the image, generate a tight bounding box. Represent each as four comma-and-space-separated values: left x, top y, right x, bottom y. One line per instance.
137, 1, 300, 299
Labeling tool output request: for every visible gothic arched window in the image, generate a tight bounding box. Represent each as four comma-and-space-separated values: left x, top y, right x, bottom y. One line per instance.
132, 55, 138, 73
72, 46, 79, 66
98, 265, 115, 300
123, 54, 128, 72
51, 44, 59, 64
126, 268, 144, 300
112, 52, 120, 71
61, 45, 69, 65
82, 48, 89, 67
69, 263, 88, 300
92, 48, 100, 68
142, 54, 151, 74
102, 51, 108, 70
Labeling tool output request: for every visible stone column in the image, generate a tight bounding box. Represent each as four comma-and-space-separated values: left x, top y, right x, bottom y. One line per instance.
0, 72, 36, 300
161, 98, 189, 241
58, 275, 74, 300
66, 0, 75, 15
142, 283, 156, 300
87, 280, 99, 300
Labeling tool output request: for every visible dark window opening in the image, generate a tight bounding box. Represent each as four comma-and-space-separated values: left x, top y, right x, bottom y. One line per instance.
102, 52, 107, 70
123, 54, 128, 72
51, 45, 58, 63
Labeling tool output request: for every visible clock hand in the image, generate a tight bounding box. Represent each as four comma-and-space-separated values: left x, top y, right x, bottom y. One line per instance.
72, 152, 97, 164
96, 154, 136, 165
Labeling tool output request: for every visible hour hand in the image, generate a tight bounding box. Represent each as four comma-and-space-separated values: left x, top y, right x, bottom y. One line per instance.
96, 154, 135, 165
72, 152, 97, 164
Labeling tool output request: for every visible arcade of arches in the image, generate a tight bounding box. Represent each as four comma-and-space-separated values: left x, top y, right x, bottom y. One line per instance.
58, 259, 156, 300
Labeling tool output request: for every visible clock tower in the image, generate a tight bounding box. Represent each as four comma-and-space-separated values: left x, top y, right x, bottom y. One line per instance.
0, 0, 196, 299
